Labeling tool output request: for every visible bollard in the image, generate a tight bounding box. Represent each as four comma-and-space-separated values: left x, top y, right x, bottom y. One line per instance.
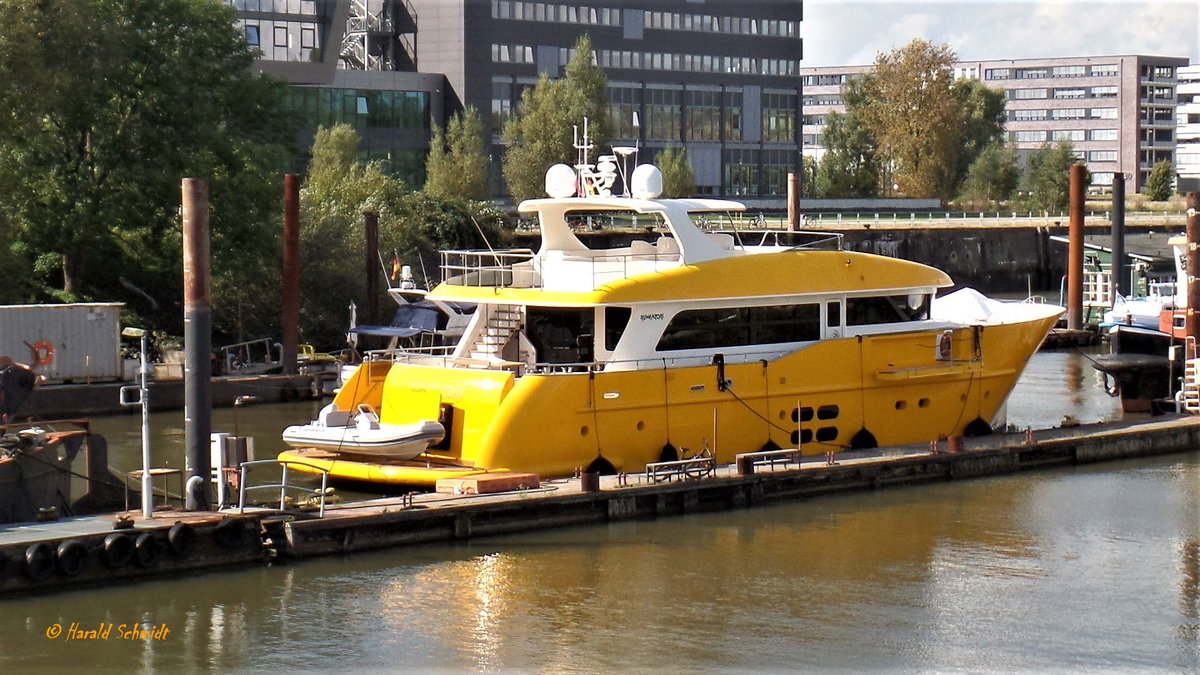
947, 435, 963, 453
580, 471, 600, 493
736, 455, 754, 476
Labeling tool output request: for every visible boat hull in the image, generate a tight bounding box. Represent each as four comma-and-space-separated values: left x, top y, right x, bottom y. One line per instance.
307, 310, 1059, 484
280, 420, 444, 460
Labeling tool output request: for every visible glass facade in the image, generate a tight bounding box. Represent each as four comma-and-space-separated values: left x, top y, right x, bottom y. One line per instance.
226, 0, 326, 63
286, 87, 430, 186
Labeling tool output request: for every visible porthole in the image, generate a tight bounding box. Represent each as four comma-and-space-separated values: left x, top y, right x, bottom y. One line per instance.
580, 426, 590, 437
816, 426, 838, 442
791, 407, 814, 423
817, 405, 839, 420
918, 398, 930, 408
636, 420, 645, 432
895, 400, 907, 410
791, 429, 814, 445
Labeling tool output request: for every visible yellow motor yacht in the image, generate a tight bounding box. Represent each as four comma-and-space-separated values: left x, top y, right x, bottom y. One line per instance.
281, 144, 1063, 486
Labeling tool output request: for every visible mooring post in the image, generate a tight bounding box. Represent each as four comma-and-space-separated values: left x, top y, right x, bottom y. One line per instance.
787, 171, 800, 231
182, 178, 212, 511
1111, 172, 1126, 298
364, 210, 380, 328
1067, 163, 1086, 330
281, 174, 300, 375
1187, 192, 1200, 342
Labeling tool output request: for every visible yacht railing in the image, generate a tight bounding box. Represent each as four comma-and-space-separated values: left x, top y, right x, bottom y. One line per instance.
441, 249, 535, 288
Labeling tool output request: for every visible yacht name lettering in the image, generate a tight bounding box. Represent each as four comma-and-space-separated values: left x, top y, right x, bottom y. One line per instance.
640, 313, 665, 321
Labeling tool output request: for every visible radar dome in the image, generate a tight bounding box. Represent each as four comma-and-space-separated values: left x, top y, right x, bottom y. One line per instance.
630, 164, 663, 199
545, 164, 577, 198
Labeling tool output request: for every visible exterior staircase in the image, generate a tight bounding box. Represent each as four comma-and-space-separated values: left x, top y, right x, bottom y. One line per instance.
467, 305, 522, 362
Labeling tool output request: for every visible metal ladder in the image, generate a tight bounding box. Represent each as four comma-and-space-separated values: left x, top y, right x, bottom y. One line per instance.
1178, 337, 1200, 413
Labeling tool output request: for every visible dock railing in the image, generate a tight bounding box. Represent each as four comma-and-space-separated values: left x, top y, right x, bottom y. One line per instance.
238, 459, 331, 518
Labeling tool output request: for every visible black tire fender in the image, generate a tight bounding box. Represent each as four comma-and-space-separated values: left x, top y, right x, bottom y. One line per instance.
132, 532, 160, 569
214, 517, 249, 550
55, 539, 89, 577
24, 542, 55, 582
101, 532, 134, 569
167, 522, 196, 556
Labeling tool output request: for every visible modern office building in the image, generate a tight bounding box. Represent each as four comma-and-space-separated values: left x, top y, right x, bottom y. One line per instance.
802, 55, 1191, 194
230, 0, 804, 200
1179, 65, 1200, 192
226, 0, 442, 187
409, 0, 804, 199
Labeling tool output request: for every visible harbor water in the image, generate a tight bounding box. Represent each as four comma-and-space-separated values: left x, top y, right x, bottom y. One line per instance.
7, 348, 1200, 671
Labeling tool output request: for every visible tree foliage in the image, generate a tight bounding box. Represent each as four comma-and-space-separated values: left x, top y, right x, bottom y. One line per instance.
951, 78, 1009, 190
0, 0, 294, 338
817, 76, 879, 198
299, 125, 504, 348
425, 106, 490, 201
957, 142, 1019, 210
656, 146, 696, 197
501, 34, 608, 202
1023, 142, 1088, 213
1143, 160, 1175, 201
858, 40, 963, 201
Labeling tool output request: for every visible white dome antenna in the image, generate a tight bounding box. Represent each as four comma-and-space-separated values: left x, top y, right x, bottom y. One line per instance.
630, 164, 662, 199
545, 163, 577, 198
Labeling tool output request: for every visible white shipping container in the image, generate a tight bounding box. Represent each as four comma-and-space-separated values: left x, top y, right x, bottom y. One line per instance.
0, 303, 124, 383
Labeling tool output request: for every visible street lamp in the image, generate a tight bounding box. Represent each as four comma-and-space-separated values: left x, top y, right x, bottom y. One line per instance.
119, 326, 152, 519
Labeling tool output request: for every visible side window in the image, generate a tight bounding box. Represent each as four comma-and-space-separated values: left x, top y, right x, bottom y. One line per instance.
604, 307, 632, 351
656, 304, 820, 351
846, 295, 929, 325
826, 301, 842, 333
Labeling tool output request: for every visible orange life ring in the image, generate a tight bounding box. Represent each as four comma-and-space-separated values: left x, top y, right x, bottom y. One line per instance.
29, 341, 54, 366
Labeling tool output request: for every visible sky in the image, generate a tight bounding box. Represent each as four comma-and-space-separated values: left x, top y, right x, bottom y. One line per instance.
802, 0, 1199, 67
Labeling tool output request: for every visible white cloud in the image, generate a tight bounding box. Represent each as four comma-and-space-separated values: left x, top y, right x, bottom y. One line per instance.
802, 1, 1199, 66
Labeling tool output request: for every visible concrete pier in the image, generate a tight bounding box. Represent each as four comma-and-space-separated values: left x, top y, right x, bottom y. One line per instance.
3, 416, 1199, 596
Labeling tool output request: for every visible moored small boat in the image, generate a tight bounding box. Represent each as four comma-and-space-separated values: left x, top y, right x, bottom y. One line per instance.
281, 403, 444, 459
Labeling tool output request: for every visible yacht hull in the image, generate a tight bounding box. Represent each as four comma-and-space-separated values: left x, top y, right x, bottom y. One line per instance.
292, 309, 1058, 485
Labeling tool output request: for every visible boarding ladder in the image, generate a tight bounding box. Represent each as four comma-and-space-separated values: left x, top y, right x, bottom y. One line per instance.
1178, 337, 1200, 413
467, 304, 522, 362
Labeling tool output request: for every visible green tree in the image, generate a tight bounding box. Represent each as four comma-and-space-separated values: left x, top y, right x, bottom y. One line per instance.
1023, 142, 1088, 213
857, 40, 964, 201
0, 0, 294, 332
300, 125, 409, 346
952, 78, 1008, 190
299, 125, 505, 347
957, 142, 1019, 210
816, 77, 878, 198
1143, 160, 1175, 201
656, 146, 696, 197
502, 34, 608, 202
425, 106, 490, 201
801, 155, 818, 198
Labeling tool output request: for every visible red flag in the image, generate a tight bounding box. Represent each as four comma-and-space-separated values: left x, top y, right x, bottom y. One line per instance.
390, 255, 400, 281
